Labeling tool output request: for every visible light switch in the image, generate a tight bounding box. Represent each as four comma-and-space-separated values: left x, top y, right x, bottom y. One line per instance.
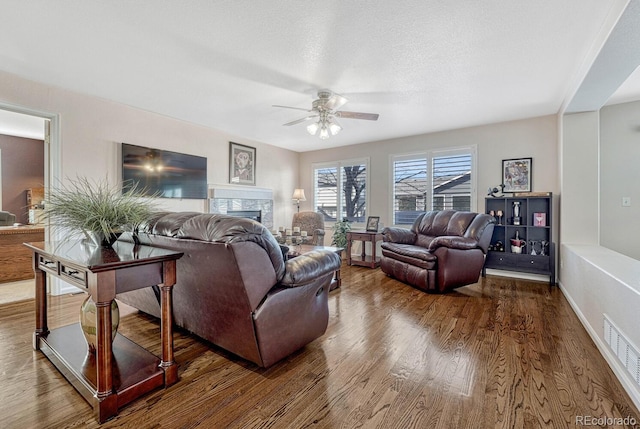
622, 197, 631, 207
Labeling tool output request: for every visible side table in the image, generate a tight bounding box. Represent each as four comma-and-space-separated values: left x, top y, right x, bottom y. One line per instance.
346, 230, 383, 268
24, 240, 183, 423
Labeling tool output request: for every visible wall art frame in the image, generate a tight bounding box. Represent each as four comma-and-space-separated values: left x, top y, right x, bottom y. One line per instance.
502, 157, 532, 193
229, 142, 256, 186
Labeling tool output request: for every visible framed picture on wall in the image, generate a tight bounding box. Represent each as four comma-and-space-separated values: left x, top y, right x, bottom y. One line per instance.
502, 157, 532, 192
229, 142, 256, 186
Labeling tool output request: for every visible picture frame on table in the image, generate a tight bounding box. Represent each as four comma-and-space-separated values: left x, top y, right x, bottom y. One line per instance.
366, 216, 380, 232
502, 157, 532, 193
229, 142, 256, 186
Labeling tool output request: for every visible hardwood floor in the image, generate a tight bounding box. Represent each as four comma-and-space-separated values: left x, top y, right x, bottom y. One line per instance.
0, 266, 638, 428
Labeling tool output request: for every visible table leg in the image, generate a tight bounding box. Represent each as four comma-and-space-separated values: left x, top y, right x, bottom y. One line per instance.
33, 265, 48, 350
360, 239, 366, 261
159, 260, 178, 385
370, 237, 377, 268
346, 235, 353, 266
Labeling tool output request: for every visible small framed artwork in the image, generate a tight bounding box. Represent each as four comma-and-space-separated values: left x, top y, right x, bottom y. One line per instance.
229, 142, 256, 185
533, 212, 546, 227
366, 216, 380, 232
502, 157, 532, 193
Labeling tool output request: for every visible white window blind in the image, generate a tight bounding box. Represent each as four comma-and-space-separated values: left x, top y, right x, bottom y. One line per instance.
392, 148, 475, 225
313, 159, 368, 222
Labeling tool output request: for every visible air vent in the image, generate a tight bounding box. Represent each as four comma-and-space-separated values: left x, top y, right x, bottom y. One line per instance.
604, 314, 640, 387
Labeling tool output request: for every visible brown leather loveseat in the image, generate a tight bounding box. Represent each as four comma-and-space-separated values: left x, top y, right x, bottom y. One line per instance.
116, 212, 341, 367
380, 210, 495, 293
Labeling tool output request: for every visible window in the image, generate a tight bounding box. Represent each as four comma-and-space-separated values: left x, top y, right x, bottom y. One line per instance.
392, 147, 475, 225
313, 159, 368, 222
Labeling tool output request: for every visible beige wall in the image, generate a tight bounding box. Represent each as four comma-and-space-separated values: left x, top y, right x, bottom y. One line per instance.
600, 100, 640, 260
299, 114, 559, 235
0, 70, 299, 229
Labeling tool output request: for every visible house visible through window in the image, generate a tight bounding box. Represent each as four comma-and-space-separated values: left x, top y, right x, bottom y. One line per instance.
313, 159, 368, 222
392, 147, 475, 225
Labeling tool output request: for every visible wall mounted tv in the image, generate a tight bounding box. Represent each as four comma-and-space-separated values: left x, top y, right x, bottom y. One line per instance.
122, 143, 207, 199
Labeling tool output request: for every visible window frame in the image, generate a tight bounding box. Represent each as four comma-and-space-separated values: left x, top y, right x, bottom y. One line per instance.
389, 145, 477, 227
312, 157, 370, 225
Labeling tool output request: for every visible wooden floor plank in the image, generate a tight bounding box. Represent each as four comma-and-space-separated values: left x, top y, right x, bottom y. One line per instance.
0, 267, 638, 428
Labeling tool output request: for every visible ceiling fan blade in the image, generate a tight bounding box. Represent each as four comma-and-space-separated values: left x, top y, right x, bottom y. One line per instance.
324, 93, 348, 111
335, 111, 380, 121
273, 104, 313, 112
283, 115, 318, 126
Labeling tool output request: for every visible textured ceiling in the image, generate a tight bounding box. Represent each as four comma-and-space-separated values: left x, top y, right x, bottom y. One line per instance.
0, 1, 634, 151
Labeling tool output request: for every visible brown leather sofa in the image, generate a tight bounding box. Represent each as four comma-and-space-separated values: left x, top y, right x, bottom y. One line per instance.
116, 212, 341, 367
380, 210, 495, 293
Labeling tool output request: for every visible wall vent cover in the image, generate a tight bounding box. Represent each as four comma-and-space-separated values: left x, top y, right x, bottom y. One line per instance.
603, 314, 640, 387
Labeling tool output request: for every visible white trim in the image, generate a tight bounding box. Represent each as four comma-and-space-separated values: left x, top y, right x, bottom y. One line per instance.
0, 101, 66, 294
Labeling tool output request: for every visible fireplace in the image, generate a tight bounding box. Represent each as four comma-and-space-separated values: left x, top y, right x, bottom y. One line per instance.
208, 185, 273, 228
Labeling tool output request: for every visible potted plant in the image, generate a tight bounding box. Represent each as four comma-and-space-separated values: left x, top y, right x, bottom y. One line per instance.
44, 176, 158, 247
331, 218, 351, 248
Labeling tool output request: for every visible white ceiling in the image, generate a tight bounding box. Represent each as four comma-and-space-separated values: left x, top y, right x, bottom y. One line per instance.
0, 1, 637, 151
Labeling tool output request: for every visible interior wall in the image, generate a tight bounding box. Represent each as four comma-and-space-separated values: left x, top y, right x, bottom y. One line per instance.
299, 114, 559, 239
0, 134, 44, 224
600, 100, 640, 260
0, 70, 299, 229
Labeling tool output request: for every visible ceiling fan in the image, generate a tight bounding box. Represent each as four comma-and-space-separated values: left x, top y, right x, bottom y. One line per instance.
273, 89, 379, 139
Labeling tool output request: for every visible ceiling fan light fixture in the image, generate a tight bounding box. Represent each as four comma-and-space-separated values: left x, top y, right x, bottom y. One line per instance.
328, 119, 342, 136
306, 122, 320, 135
319, 125, 330, 140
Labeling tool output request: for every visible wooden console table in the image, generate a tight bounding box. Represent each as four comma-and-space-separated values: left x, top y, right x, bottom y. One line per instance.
346, 230, 383, 268
24, 240, 183, 423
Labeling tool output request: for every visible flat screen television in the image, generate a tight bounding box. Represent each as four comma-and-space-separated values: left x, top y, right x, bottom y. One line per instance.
122, 143, 207, 199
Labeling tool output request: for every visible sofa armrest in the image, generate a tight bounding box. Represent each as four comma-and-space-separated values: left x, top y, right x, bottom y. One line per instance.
280, 249, 341, 287
428, 236, 479, 252
381, 227, 416, 244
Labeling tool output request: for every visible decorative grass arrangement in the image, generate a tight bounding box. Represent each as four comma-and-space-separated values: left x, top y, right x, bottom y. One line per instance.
45, 176, 157, 246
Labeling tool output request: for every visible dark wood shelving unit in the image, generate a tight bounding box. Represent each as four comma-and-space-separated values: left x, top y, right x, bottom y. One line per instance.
482, 194, 555, 285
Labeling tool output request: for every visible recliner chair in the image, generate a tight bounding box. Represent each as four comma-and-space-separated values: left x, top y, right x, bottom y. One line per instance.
380, 210, 495, 293
292, 211, 326, 246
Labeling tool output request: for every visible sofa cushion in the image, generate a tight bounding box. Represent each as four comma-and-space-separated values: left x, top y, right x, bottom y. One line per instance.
380, 243, 436, 269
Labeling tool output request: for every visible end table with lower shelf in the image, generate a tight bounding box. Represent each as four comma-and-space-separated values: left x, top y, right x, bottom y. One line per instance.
346, 230, 384, 268
24, 239, 183, 424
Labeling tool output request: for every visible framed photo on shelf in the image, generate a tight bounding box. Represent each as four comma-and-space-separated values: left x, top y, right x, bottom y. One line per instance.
366, 216, 380, 232
229, 142, 256, 185
533, 212, 546, 227
502, 157, 532, 193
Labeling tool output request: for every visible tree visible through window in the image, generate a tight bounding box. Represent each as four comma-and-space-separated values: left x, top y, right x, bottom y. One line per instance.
314, 160, 368, 222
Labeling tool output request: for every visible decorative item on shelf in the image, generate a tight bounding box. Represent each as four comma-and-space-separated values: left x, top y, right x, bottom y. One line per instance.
540, 240, 549, 256
496, 210, 503, 225
79, 295, 120, 354
331, 218, 351, 248
510, 231, 526, 254
43, 176, 158, 247
487, 184, 505, 197
292, 188, 306, 213
512, 201, 521, 225
533, 212, 546, 227
529, 240, 542, 255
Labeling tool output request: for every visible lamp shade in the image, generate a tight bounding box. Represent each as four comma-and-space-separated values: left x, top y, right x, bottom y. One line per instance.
292, 188, 306, 201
